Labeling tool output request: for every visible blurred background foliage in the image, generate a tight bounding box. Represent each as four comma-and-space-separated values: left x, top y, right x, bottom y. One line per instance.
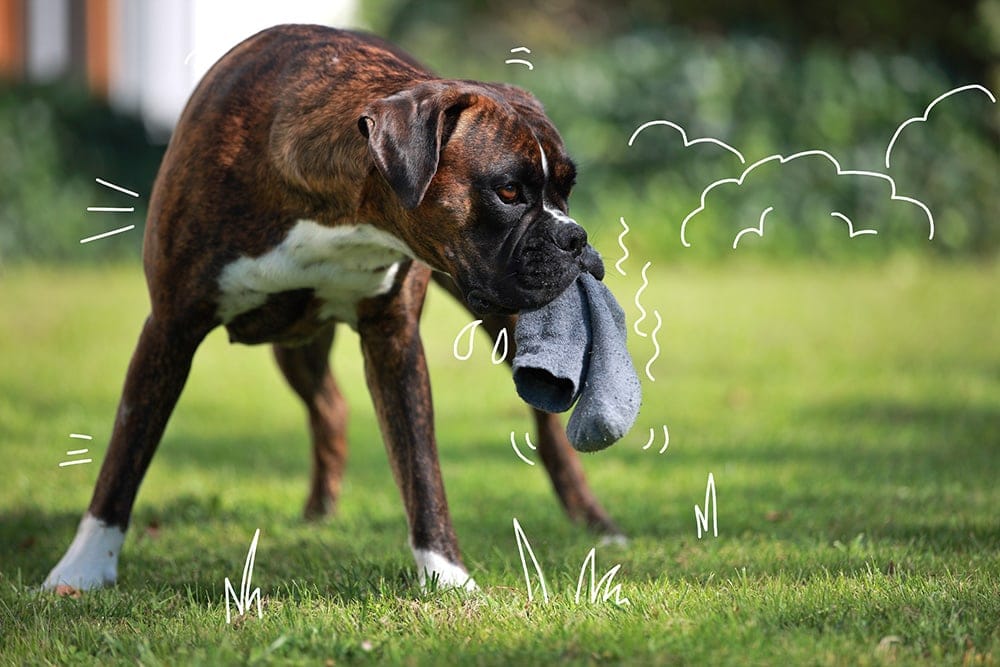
1, 0, 997, 265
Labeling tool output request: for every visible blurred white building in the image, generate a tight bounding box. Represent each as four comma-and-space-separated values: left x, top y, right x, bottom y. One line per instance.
0, 0, 359, 138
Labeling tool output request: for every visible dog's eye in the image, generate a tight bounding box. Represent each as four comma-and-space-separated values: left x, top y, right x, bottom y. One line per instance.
495, 183, 521, 205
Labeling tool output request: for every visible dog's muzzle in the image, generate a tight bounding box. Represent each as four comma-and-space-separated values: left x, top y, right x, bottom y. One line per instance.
463, 220, 605, 316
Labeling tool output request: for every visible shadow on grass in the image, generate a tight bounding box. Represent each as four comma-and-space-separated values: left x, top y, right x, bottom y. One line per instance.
0, 502, 429, 603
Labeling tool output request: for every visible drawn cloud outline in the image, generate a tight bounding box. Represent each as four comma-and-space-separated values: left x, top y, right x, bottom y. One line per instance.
628, 120, 746, 164
680, 150, 935, 247
884, 84, 996, 169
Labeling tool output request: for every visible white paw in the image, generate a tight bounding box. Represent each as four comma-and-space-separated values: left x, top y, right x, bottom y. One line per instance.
599, 533, 629, 548
42, 514, 125, 592
412, 548, 477, 591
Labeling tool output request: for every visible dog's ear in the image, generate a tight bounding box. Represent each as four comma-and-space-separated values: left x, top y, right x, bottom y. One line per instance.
359, 84, 478, 209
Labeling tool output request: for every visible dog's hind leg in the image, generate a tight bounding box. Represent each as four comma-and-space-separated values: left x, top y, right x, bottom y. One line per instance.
431, 274, 624, 538
272, 325, 349, 520
43, 314, 212, 591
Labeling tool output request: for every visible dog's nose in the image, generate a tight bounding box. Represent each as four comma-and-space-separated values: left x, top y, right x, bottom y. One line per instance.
553, 223, 587, 256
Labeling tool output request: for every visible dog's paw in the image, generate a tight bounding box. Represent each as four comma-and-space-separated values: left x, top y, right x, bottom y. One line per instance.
598, 533, 629, 548
412, 548, 478, 592
42, 514, 124, 592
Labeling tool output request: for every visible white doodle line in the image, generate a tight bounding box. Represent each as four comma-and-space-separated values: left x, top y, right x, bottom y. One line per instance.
644, 310, 662, 382
694, 473, 718, 539
86, 207, 134, 213
831, 211, 877, 237
512, 518, 549, 603
632, 261, 652, 337
884, 84, 996, 169
509, 431, 536, 466
80, 226, 136, 244
453, 319, 483, 360
680, 150, 935, 247
95, 178, 139, 198
224, 528, 263, 624
733, 206, 774, 249
628, 120, 746, 164
492, 328, 509, 364
615, 216, 630, 276
505, 47, 534, 70
574, 547, 630, 606
641, 425, 670, 454
59, 448, 92, 467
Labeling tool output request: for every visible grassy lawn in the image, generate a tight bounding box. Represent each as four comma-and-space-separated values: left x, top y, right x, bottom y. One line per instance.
0, 259, 997, 665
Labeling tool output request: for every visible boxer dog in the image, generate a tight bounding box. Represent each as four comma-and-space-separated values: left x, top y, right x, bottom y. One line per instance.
44, 24, 619, 593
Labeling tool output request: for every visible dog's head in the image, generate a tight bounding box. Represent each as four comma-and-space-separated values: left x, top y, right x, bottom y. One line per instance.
359, 80, 603, 315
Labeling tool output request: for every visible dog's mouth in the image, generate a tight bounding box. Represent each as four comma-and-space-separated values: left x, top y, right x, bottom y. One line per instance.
461, 245, 604, 317
464, 289, 516, 317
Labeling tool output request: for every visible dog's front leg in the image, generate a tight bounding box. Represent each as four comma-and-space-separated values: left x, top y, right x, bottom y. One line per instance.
357, 264, 475, 591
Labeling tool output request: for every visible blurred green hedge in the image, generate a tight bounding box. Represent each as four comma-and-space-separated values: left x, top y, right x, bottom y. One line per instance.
1, 24, 996, 265
0, 82, 160, 265
390, 26, 999, 261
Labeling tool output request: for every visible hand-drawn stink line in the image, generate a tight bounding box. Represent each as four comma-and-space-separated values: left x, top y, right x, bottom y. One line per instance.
509, 431, 537, 466
680, 150, 935, 247
884, 84, 997, 169
453, 319, 483, 360
733, 206, 775, 250
644, 309, 662, 382
694, 472, 718, 539
224, 528, 262, 624
830, 211, 877, 237
615, 216, 630, 276
575, 547, 630, 606
513, 518, 549, 603
632, 261, 652, 337
628, 120, 747, 164
505, 47, 534, 70
642, 425, 670, 454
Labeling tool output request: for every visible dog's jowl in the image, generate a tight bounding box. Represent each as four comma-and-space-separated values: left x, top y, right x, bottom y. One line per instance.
44, 24, 619, 593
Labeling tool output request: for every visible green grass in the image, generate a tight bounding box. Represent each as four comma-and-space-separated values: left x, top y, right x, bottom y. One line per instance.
1, 259, 998, 665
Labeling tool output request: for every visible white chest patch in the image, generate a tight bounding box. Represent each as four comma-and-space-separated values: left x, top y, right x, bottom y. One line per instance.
216, 220, 414, 327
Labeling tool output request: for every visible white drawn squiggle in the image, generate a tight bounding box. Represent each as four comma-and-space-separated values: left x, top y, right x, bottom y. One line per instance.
733, 206, 774, 249
884, 84, 996, 169
680, 150, 935, 247
641, 425, 670, 454
644, 309, 662, 382
512, 518, 549, 603
830, 211, 877, 238
492, 328, 509, 364
615, 216, 630, 276
574, 547, 629, 606
694, 473, 718, 539
628, 120, 746, 164
453, 320, 483, 360
509, 431, 536, 466
505, 46, 534, 70
224, 528, 263, 624
632, 261, 652, 337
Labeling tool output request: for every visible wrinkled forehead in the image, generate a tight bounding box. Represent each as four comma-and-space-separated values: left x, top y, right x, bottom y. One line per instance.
448, 95, 576, 187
